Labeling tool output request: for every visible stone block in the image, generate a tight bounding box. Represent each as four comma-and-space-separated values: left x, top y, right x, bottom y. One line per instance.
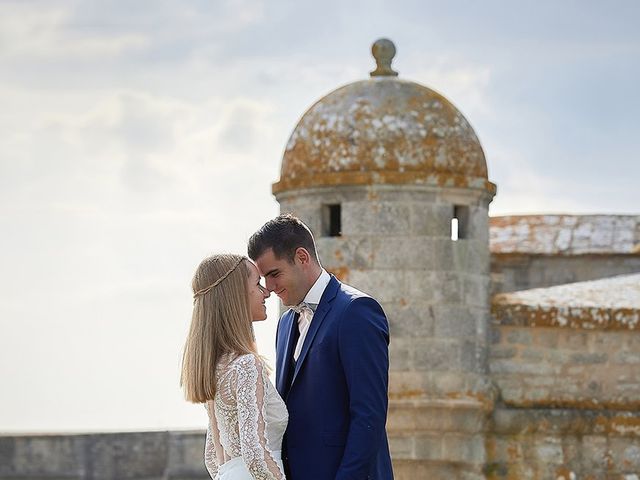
372, 236, 435, 269
533, 437, 564, 465
348, 269, 405, 302
433, 305, 477, 338
612, 438, 640, 472
342, 201, 411, 235
546, 349, 573, 364
461, 340, 487, 374
389, 339, 413, 371
317, 235, 374, 270
413, 435, 444, 461
166, 431, 208, 476
392, 458, 483, 480
432, 238, 454, 271
521, 348, 544, 361
559, 331, 590, 349
523, 376, 555, 387
404, 270, 435, 302
485, 435, 525, 463
532, 329, 559, 348
505, 328, 532, 345
581, 435, 609, 471
612, 350, 640, 365
489, 345, 518, 359
11, 435, 84, 476
278, 201, 322, 236
414, 340, 461, 372
431, 271, 463, 303
387, 434, 414, 459
431, 371, 467, 395
85, 432, 168, 479
489, 326, 501, 345
490, 360, 556, 375
462, 274, 490, 307
387, 301, 434, 338
442, 433, 485, 465
465, 239, 490, 275
410, 203, 452, 236
570, 352, 608, 364
466, 206, 489, 242
388, 371, 432, 398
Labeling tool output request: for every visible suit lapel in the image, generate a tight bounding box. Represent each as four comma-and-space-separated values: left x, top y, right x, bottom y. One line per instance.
291, 276, 340, 387
276, 310, 298, 397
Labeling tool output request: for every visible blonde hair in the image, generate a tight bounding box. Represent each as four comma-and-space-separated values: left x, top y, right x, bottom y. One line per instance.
180, 254, 257, 403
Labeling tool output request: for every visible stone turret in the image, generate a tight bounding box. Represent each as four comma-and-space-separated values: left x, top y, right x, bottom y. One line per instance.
273, 39, 496, 479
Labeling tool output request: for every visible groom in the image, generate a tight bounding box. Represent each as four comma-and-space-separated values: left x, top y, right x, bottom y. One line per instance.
248, 214, 393, 480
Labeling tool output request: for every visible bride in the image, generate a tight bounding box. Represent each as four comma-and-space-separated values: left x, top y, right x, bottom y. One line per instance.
181, 254, 287, 479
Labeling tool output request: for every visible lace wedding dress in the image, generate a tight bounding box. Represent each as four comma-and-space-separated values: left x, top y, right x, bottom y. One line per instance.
204, 353, 288, 480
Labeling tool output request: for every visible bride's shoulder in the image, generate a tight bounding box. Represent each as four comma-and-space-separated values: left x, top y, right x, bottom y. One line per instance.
226, 352, 263, 372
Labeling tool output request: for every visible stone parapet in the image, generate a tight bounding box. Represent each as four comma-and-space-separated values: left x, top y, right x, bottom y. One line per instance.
0, 431, 208, 480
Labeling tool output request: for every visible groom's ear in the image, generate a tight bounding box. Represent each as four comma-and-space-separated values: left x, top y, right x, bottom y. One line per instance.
293, 247, 311, 266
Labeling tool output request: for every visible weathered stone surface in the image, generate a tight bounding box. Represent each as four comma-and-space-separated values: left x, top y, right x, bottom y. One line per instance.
409, 203, 452, 236
0, 431, 210, 480
347, 268, 405, 302
413, 339, 460, 371
432, 305, 477, 338
372, 236, 435, 269
490, 215, 640, 256
342, 201, 412, 235
8, 435, 84, 476
85, 432, 168, 479
166, 431, 207, 476
386, 301, 435, 337
317, 235, 374, 270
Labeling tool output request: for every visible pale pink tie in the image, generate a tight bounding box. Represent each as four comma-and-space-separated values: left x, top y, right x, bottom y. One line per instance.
293, 305, 313, 361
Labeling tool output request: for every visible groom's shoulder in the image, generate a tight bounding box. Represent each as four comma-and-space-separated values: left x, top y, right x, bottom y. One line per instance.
335, 279, 379, 304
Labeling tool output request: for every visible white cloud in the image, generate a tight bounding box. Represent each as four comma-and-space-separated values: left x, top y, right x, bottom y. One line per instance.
0, 3, 149, 60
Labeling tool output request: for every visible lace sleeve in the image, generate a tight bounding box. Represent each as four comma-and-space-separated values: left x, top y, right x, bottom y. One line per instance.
204, 424, 218, 479
234, 354, 285, 480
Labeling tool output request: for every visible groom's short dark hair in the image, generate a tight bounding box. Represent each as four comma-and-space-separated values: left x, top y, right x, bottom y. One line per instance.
248, 214, 319, 264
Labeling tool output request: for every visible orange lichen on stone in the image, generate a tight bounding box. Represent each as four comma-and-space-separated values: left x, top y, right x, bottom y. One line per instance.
272, 77, 495, 195
388, 389, 425, 400
594, 414, 640, 436
555, 466, 576, 480
501, 396, 640, 412
327, 266, 349, 282
445, 390, 496, 411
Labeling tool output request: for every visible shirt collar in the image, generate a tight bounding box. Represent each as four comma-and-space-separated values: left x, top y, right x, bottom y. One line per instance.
302, 269, 331, 307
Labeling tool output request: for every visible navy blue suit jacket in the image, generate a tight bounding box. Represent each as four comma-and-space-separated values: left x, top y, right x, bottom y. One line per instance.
275, 275, 393, 480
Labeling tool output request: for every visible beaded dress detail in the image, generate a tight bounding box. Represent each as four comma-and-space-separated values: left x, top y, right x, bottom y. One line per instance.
204, 353, 288, 479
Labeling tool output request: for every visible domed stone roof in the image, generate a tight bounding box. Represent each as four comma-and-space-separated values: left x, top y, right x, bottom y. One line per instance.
273, 39, 495, 195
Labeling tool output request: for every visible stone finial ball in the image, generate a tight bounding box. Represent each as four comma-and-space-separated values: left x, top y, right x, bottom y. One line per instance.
372, 38, 396, 62
370, 38, 398, 77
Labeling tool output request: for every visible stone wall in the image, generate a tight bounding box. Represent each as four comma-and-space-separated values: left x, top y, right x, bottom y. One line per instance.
0, 431, 209, 480
487, 324, 640, 479
491, 254, 640, 294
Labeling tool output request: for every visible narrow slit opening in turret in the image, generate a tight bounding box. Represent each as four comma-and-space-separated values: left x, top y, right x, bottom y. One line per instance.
452, 205, 469, 240
323, 204, 342, 237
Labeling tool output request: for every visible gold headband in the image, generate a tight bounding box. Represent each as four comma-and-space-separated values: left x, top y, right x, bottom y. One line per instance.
193, 257, 246, 299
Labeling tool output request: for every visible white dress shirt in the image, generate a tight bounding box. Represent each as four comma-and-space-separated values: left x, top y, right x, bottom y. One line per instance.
293, 269, 331, 361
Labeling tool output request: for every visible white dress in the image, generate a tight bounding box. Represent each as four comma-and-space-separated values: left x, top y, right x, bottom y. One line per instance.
204, 353, 288, 480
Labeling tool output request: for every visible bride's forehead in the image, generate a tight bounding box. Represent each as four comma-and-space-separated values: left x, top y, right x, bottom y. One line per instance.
246, 260, 260, 277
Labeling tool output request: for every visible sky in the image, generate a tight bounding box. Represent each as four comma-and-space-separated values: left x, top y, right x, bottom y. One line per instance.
1, 0, 639, 432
